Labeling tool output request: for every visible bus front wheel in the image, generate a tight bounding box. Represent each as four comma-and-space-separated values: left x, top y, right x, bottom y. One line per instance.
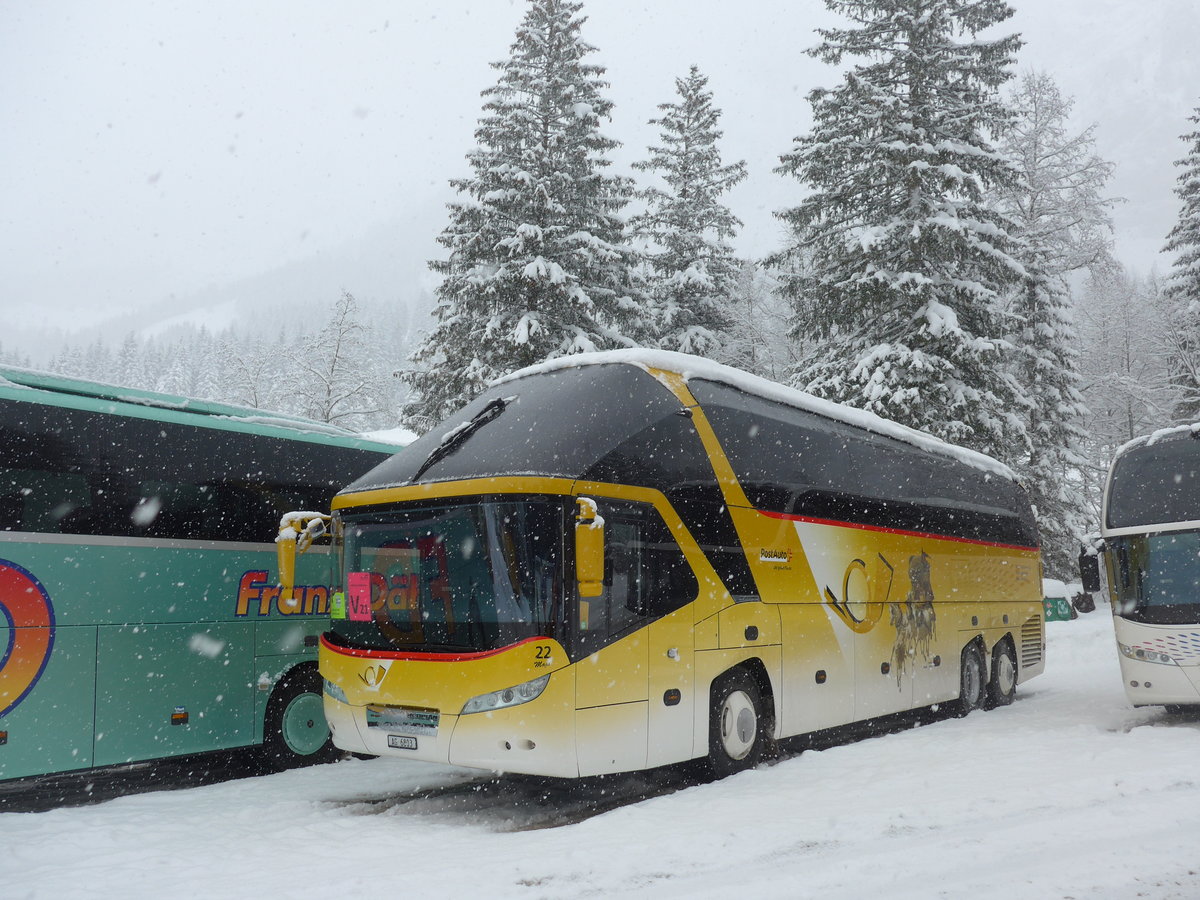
262, 666, 339, 770
956, 644, 986, 717
985, 639, 1017, 709
708, 669, 764, 778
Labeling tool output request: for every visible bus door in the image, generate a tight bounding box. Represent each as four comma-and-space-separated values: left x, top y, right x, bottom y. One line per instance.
572, 498, 699, 774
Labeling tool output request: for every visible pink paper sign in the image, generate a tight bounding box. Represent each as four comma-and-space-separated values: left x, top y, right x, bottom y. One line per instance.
347, 572, 373, 622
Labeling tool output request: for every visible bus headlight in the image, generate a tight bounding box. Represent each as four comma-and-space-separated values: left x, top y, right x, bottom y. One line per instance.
324, 678, 349, 703
461, 674, 551, 715
1118, 643, 1177, 666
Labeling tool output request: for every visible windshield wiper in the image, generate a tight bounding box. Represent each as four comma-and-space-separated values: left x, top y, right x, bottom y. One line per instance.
410, 396, 511, 483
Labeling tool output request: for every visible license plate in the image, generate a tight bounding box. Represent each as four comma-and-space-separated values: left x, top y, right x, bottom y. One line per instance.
388, 734, 418, 750
366, 705, 439, 736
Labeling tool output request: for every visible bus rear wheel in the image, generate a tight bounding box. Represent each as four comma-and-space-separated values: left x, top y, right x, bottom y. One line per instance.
262, 666, 339, 770
708, 669, 764, 779
956, 644, 986, 717
985, 639, 1017, 709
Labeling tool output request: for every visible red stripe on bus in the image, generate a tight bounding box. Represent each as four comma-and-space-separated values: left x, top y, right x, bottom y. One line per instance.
758, 509, 1038, 552
320, 634, 544, 662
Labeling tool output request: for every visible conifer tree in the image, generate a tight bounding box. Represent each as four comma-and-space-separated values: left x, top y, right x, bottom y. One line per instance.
631, 66, 747, 357
776, 0, 1027, 459
157, 336, 197, 398
1076, 265, 1177, 517
81, 340, 112, 383
1163, 103, 1200, 421
720, 261, 797, 381
190, 328, 225, 403
995, 72, 1115, 575
402, 0, 644, 430
0, 343, 31, 368
49, 343, 86, 380
115, 333, 146, 388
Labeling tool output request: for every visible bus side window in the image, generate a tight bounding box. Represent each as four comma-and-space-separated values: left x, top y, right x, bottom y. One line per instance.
578, 501, 698, 652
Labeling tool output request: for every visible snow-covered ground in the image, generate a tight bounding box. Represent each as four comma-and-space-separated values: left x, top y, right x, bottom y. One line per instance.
5, 611, 1199, 900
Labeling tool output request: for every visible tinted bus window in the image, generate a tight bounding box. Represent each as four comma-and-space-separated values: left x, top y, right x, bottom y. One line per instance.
348, 364, 683, 490
690, 379, 1037, 548
574, 499, 698, 658
1, 398, 371, 542
1108, 438, 1200, 529
688, 379, 865, 509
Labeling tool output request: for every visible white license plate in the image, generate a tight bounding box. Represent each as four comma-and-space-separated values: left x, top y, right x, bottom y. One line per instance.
388, 734, 418, 750
367, 705, 439, 735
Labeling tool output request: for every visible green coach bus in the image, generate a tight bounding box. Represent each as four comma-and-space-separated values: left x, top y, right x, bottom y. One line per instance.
0, 366, 398, 781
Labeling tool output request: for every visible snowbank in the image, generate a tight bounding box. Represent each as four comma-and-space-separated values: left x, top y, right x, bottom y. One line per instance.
6, 614, 1199, 899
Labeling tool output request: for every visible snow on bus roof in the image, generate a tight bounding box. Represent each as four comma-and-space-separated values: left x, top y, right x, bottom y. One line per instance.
0, 362, 405, 446
496, 349, 1016, 481
1115, 421, 1200, 458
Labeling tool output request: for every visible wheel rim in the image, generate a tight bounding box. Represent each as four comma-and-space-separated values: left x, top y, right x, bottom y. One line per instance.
997, 650, 1016, 696
281, 691, 329, 756
720, 690, 758, 760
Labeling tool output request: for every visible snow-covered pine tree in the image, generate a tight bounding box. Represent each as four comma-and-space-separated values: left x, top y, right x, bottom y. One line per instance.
114, 333, 147, 389
1163, 103, 1200, 422
402, 0, 645, 430
776, 0, 1027, 459
630, 65, 747, 357
189, 328, 226, 403
995, 71, 1115, 575
0, 343, 32, 368
1076, 264, 1177, 517
720, 260, 797, 381
81, 340, 112, 382
48, 343, 85, 380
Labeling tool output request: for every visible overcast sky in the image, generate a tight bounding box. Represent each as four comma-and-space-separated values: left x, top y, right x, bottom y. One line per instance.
2, 0, 1198, 346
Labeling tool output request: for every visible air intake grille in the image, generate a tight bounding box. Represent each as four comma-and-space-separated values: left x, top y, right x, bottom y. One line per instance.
1020, 617, 1043, 668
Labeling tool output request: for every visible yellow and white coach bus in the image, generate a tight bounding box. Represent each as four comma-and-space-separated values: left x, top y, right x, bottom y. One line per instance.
279, 350, 1045, 778
1081, 424, 1200, 711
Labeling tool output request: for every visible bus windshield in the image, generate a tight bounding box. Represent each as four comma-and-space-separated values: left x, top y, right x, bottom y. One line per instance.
332, 499, 566, 653
1108, 529, 1200, 624
1108, 437, 1200, 529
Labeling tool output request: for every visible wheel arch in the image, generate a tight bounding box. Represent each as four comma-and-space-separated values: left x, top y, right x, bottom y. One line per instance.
257, 659, 321, 744
260, 660, 337, 769
989, 632, 1017, 672
963, 633, 988, 658
710, 657, 777, 738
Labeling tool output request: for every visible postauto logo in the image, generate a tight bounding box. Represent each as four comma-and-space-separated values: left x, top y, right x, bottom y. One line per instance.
0, 559, 55, 718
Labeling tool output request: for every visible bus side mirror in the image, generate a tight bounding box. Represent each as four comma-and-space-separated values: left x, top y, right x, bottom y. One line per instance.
1079, 544, 1103, 593
277, 529, 298, 602
575, 498, 605, 599
276, 511, 331, 602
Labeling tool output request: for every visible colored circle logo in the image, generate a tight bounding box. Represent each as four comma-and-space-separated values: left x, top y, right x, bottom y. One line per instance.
0, 559, 56, 718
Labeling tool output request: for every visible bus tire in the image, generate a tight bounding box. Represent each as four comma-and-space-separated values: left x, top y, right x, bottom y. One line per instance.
708, 669, 764, 779
262, 666, 339, 770
956, 644, 986, 717
985, 638, 1017, 709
